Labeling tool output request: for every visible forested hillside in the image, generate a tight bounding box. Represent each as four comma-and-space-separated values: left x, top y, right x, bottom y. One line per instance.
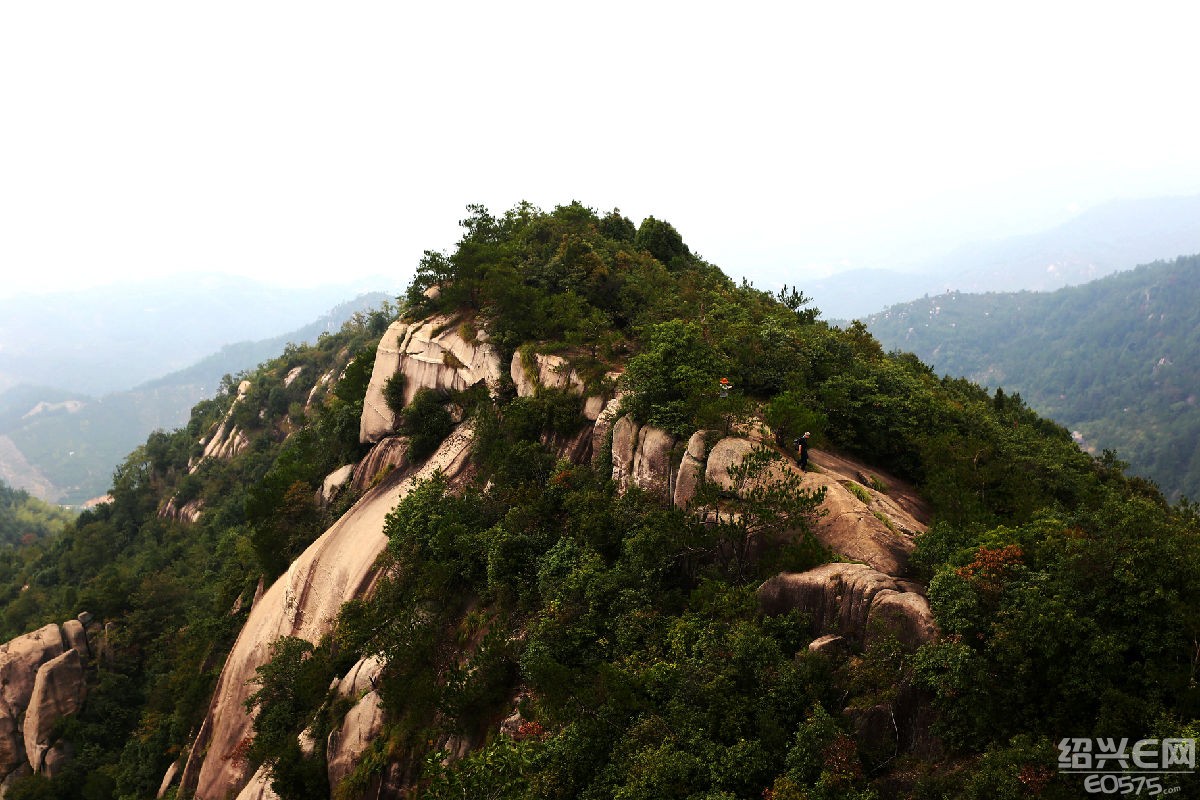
863, 255, 1200, 501
0, 482, 74, 548
0, 204, 1195, 800
812, 193, 1200, 319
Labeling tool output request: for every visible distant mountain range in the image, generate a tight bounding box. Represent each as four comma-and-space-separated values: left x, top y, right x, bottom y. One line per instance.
0, 273, 400, 397
863, 255, 1200, 501
812, 193, 1200, 320
0, 292, 392, 504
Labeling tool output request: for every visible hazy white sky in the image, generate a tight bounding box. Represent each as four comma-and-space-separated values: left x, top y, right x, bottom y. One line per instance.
3, 1, 1200, 298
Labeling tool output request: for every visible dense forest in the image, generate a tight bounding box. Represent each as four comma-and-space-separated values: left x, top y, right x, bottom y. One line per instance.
1, 203, 1197, 799
863, 255, 1200, 501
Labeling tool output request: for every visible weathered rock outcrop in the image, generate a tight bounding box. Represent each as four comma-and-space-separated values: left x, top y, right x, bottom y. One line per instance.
360, 317, 502, 444
233, 766, 280, 800
608, 424, 925, 575
183, 424, 477, 800
0, 617, 93, 779
305, 369, 336, 412
23, 649, 85, 773
61, 620, 89, 661
359, 320, 409, 443
41, 741, 73, 780
157, 761, 181, 799
590, 398, 622, 469
757, 563, 936, 650
801, 471, 917, 576
510, 352, 614, 463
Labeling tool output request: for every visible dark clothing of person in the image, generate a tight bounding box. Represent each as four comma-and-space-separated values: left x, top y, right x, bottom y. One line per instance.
798, 437, 810, 470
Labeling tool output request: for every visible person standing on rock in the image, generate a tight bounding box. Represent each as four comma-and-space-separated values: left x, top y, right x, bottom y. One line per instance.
796, 432, 810, 471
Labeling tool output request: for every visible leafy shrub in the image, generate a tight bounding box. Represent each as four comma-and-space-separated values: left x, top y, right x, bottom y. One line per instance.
398, 389, 454, 462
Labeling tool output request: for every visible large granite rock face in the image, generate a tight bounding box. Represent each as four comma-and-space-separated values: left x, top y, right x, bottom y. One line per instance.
673, 431, 710, 510
758, 564, 936, 650
337, 655, 384, 700
327, 690, 386, 794
359, 320, 409, 443
0, 624, 64, 776
610, 416, 641, 490
590, 398, 623, 469
360, 317, 502, 444
24, 649, 86, 773
183, 425, 478, 800
631, 425, 676, 503
704, 437, 758, 492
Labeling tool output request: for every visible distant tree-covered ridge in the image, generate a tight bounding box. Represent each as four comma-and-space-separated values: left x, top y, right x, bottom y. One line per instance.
0, 480, 74, 547
863, 254, 1200, 501
0, 202, 1195, 799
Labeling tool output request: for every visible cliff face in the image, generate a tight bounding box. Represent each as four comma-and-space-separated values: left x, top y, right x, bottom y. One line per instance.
181, 312, 934, 799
